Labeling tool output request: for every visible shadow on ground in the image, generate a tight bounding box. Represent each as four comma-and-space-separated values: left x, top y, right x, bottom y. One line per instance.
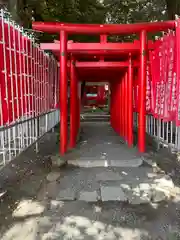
0, 124, 180, 239
0, 187, 180, 239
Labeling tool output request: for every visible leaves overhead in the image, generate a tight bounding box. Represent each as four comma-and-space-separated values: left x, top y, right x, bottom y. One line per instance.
104, 0, 168, 24
13, 0, 106, 42
7, 0, 180, 42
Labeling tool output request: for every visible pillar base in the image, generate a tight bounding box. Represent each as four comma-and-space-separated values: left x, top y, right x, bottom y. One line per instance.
51, 154, 67, 168
68, 126, 82, 150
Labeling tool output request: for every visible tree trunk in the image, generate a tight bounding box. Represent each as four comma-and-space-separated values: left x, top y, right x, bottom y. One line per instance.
8, 0, 20, 21
0, 0, 8, 9
166, 0, 180, 20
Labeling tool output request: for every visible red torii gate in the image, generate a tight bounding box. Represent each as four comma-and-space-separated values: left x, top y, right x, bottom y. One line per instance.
82, 85, 108, 108
32, 21, 176, 156
40, 40, 140, 152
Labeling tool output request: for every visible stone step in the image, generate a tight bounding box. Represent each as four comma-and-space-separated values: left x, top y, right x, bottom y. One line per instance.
68, 158, 143, 168
81, 118, 109, 123
80, 114, 110, 122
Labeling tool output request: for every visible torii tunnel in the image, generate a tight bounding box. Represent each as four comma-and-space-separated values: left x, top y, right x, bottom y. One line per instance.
32, 20, 176, 156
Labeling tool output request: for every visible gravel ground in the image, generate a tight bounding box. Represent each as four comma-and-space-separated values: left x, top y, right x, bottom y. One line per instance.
0, 123, 180, 240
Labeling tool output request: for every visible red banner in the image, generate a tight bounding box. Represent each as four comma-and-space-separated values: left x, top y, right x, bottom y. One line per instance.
149, 32, 177, 122
0, 18, 59, 126
176, 20, 180, 125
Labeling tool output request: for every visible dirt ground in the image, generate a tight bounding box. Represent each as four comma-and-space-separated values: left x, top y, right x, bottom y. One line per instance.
0, 123, 180, 240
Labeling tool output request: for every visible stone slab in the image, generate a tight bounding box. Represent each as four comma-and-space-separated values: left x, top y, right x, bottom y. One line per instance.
151, 190, 166, 203
110, 158, 143, 168
154, 175, 174, 189
46, 172, 61, 182
68, 159, 110, 168
50, 200, 65, 210
120, 179, 171, 204
19, 175, 44, 197
127, 193, 151, 205
12, 200, 45, 217
123, 183, 153, 205
68, 158, 143, 168
100, 186, 127, 202
78, 191, 98, 202
99, 179, 170, 204
56, 188, 76, 201
95, 171, 123, 181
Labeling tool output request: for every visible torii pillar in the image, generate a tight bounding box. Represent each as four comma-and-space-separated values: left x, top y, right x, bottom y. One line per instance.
128, 54, 133, 147
138, 30, 147, 153
60, 31, 68, 155
69, 55, 78, 148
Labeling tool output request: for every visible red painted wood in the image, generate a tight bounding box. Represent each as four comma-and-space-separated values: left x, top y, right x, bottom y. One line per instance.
138, 30, 147, 153
33, 21, 175, 34
59, 31, 68, 155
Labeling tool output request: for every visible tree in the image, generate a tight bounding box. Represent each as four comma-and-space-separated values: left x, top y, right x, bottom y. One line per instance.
102, 0, 168, 41
6, 0, 179, 43
103, 0, 168, 24
5, 0, 105, 43
165, 0, 180, 20
0, 0, 8, 9
40, 0, 106, 42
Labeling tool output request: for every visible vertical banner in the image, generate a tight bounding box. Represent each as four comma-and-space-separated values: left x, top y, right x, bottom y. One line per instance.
133, 77, 138, 112
13, 24, 20, 121
150, 33, 176, 122
0, 17, 8, 125
5, 20, 13, 123
176, 19, 180, 126
164, 33, 176, 121
146, 58, 152, 114
0, 10, 59, 128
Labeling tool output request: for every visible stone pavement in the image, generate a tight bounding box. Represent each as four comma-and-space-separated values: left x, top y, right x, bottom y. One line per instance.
68, 122, 143, 167
44, 163, 176, 205
0, 122, 180, 239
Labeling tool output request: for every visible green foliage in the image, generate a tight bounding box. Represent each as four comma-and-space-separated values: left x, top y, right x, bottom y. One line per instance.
7, 0, 179, 43
104, 0, 168, 24
103, 0, 168, 42
14, 0, 106, 42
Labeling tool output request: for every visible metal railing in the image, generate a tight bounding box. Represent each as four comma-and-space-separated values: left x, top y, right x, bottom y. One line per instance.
134, 112, 180, 152
0, 10, 60, 169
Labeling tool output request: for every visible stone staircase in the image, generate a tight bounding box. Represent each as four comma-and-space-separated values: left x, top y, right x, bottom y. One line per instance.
80, 112, 110, 122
